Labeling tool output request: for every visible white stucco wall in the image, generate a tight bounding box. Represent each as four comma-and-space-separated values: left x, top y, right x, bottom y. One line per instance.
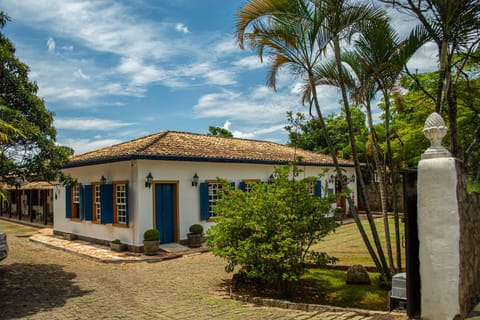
54, 159, 356, 246
418, 157, 460, 320
54, 161, 138, 245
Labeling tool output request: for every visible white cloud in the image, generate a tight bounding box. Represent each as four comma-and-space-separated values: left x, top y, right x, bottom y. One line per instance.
54, 118, 134, 131
213, 37, 239, 55
406, 41, 438, 73
61, 138, 123, 155
232, 56, 264, 70
232, 124, 286, 140
223, 120, 232, 130
175, 23, 189, 34
75, 68, 90, 80
193, 86, 303, 125
47, 37, 55, 53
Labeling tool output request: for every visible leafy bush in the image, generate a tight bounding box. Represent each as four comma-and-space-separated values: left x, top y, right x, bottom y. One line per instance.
189, 224, 204, 235
143, 229, 160, 241
207, 164, 339, 297
111, 239, 121, 244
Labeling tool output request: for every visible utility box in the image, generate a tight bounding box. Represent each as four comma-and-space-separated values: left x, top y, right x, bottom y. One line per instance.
390, 272, 407, 310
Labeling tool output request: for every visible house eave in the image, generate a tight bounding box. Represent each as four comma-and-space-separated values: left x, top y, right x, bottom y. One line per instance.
62, 154, 355, 169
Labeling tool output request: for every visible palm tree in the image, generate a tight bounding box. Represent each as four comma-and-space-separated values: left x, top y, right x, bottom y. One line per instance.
236, 0, 390, 276
354, 19, 428, 271
313, 0, 390, 276
381, 0, 480, 160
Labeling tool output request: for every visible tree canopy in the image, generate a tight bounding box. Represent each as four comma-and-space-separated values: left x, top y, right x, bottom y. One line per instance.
0, 12, 72, 186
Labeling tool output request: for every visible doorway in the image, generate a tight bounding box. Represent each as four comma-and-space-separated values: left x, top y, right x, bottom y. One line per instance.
154, 183, 178, 244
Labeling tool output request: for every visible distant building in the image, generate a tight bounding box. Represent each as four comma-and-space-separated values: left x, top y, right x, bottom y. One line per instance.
54, 131, 356, 251
1, 181, 54, 225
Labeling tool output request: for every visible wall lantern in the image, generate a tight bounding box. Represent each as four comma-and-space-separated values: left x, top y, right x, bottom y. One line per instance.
191, 172, 199, 187
100, 175, 107, 185
267, 174, 275, 184
145, 172, 153, 189
329, 175, 335, 184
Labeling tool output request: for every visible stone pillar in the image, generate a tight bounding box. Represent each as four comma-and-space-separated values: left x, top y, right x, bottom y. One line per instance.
418, 112, 460, 320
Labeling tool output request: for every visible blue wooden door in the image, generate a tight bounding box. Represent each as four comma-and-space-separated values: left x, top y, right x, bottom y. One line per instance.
155, 184, 175, 243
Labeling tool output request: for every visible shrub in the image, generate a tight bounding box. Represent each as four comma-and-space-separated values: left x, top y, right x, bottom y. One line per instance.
143, 229, 160, 241
111, 239, 121, 244
189, 224, 204, 235
207, 164, 339, 297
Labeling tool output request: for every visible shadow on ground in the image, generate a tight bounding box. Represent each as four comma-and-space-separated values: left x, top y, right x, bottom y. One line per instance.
0, 263, 93, 319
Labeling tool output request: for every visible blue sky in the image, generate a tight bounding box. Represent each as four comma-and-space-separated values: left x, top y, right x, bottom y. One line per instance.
1, 0, 437, 155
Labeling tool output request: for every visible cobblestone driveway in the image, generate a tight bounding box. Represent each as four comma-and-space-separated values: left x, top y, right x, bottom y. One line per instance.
0, 221, 406, 320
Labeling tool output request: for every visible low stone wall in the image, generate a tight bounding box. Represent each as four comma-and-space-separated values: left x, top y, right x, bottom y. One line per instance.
357, 182, 405, 213
458, 163, 480, 318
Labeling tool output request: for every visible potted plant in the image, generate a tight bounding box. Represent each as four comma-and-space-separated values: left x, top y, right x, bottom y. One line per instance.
110, 239, 127, 252
143, 229, 160, 256
187, 224, 204, 248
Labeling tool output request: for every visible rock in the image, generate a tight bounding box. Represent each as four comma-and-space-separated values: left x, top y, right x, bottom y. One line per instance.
346, 265, 371, 285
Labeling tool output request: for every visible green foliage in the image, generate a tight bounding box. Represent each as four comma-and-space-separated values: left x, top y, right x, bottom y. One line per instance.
189, 224, 204, 235
111, 239, 121, 244
207, 126, 233, 138
207, 164, 338, 296
143, 229, 160, 241
0, 12, 73, 185
286, 107, 368, 162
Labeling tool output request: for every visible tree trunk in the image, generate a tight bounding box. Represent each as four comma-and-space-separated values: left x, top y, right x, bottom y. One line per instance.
333, 36, 390, 277
365, 100, 394, 271
308, 71, 385, 275
382, 89, 396, 272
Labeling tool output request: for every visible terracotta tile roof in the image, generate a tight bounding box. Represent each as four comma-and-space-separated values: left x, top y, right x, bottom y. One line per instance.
65, 131, 353, 168
2, 181, 54, 190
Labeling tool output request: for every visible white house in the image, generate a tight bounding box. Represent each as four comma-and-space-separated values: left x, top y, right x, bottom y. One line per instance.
53, 131, 356, 251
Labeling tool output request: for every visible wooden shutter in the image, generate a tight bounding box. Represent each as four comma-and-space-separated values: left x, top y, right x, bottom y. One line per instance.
239, 181, 246, 192
100, 184, 113, 224
84, 185, 93, 221
199, 182, 210, 220
79, 185, 84, 220
315, 181, 322, 197
125, 184, 129, 225
65, 185, 71, 218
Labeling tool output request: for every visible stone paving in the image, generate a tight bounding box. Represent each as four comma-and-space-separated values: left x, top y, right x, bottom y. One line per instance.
0, 220, 408, 319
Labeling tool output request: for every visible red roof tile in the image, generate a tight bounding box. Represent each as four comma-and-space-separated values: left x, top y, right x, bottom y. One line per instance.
66, 131, 353, 167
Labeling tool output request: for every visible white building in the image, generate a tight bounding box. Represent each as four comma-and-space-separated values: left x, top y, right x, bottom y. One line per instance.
54, 131, 356, 251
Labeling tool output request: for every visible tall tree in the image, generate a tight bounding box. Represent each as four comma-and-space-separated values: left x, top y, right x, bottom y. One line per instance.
381, 0, 480, 160
236, 0, 390, 277
0, 12, 72, 186
313, 0, 390, 276
207, 126, 233, 138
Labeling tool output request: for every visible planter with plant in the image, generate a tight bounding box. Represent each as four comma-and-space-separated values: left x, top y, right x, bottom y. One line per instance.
143, 229, 160, 255
187, 224, 204, 248
110, 239, 127, 252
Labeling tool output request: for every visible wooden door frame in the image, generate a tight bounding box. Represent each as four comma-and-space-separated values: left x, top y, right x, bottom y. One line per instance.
152, 181, 179, 243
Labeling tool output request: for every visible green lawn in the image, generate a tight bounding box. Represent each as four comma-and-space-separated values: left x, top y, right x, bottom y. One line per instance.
301, 269, 389, 310
312, 216, 405, 268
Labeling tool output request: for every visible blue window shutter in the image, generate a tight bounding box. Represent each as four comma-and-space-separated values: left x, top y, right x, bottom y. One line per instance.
315, 181, 322, 197
239, 181, 246, 192
125, 184, 129, 225
65, 186, 71, 219
100, 184, 114, 224
79, 185, 84, 220
84, 185, 93, 221
199, 182, 210, 220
